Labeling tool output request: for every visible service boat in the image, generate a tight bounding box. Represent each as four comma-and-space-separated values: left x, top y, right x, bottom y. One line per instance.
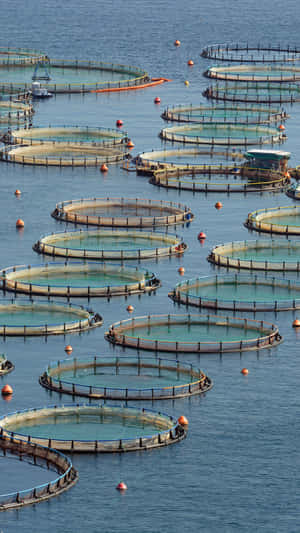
31, 81, 52, 99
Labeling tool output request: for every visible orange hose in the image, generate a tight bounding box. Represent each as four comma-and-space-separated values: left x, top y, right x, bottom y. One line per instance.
91, 78, 172, 93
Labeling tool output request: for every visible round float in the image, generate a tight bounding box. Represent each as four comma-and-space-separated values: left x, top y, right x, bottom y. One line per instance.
39, 355, 212, 400
0, 262, 160, 297
205, 65, 300, 83
51, 197, 193, 227
245, 205, 300, 235
105, 313, 281, 352
208, 239, 300, 271
169, 274, 300, 311
0, 404, 186, 452
0, 298, 102, 336
203, 83, 300, 104
0, 353, 14, 375
201, 43, 300, 63
159, 123, 283, 146
10, 125, 127, 147
33, 229, 187, 260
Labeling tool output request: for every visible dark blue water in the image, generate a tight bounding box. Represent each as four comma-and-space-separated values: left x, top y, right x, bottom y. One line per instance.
1, 0, 300, 531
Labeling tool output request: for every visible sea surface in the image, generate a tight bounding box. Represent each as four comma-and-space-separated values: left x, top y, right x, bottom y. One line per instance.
0, 0, 300, 532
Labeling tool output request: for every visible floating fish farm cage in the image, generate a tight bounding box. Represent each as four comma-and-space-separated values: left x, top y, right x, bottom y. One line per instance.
245, 205, 300, 235
0, 88, 32, 103
208, 239, 300, 271
0, 262, 160, 298
0, 437, 77, 511
0, 47, 47, 66
205, 65, 300, 83
0, 143, 127, 166
0, 404, 186, 452
169, 274, 300, 312
0, 353, 14, 375
161, 103, 287, 124
33, 229, 187, 260
51, 197, 193, 227
105, 313, 281, 353
159, 123, 284, 146
201, 43, 300, 63
0, 298, 102, 336
0, 59, 149, 94
10, 125, 128, 148
39, 355, 212, 400
204, 82, 300, 104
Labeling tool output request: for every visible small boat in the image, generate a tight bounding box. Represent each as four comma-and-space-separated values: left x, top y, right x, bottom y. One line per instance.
31, 82, 52, 99
286, 182, 300, 199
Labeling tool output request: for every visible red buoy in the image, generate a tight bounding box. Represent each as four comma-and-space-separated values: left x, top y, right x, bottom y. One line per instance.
241, 368, 249, 375
116, 482, 127, 491
178, 266, 185, 275
154, 97, 161, 104
278, 124, 285, 131
198, 232, 206, 240
127, 305, 134, 312
178, 415, 188, 426
100, 163, 108, 172
292, 319, 300, 327
174, 40, 181, 47
16, 219, 24, 228
215, 201, 223, 210
187, 60, 194, 66
2, 384, 13, 396
116, 119, 123, 127
15, 189, 21, 196
127, 140, 135, 148
65, 345, 73, 354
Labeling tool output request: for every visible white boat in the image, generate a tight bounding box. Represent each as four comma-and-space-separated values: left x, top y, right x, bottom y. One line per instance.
31, 81, 52, 99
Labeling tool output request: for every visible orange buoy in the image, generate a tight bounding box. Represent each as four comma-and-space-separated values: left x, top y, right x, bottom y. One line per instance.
241, 368, 249, 375
154, 97, 161, 104
178, 266, 185, 275
178, 415, 188, 426
127, 140, 135, 148
16, 218, 24, 228
116, 482, 127, 491
116, 119, 123, 127
2, 384, 13, 396
100, 163, 108, 172
198, 232, 206, 240
65, 345, 73, 354
292, 319, 300, 327
215, 201, 223, 210
187, 60, 194, 66
278, 124, 285, 131
15, 189, 21, 196
127, 305, 134, 312
174, 40, 181, 47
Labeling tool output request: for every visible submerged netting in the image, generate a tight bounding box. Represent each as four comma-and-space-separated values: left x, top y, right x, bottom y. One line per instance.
0, 59, 148, 94
201, 43, 300, 63
0, 404, 186, 452
170, 274, 300, 311
161, 104, 287, 124
0, 354, 14, 375
0, 298, 102, 336
10, 125, 127, 147
159, 123, 284, 146
205, 65, 300, 83
0, 262, 160, 297
105, 313, 281, 353
245, 205, 300, 235
208, 239, 300, 271
204, 83, 300, 104
33, 229, 187, 260
0, 436, 77, 511
39, 355, 212, 400
0, 47, 47, 66
0, 143, 127, 166
52, 197, 193, 227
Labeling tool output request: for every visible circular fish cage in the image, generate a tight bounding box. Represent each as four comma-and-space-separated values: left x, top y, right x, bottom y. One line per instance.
33, 229, 187, 260
161, 103, 287, 124
0, 404, 186, 452
159, 123, 284, 146
150, 167, 288, 193
0, 88, 32, 103
0, 100, 33, 114
39, 355, 212, 400
208, 239, 300, 271
169, 274, 300, 312
105, 313, 282, 353
245, 205, 300, 235
201, 43, 300, 63
0, 47, 47, 66
0, 59, 148, 94
10, 125, 128, 148
204, 83, 300, 104
0, 299, 102, 336
51, 197, 193, 227
0, 437, 77, 511
0, 143, 127, 166
0, 262, 160, 298
0, 354, 14, 375
205, 65, 300, 83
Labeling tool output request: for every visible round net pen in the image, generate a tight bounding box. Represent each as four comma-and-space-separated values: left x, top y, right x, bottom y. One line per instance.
105, 313, 282, 353
0, 404, 186, 453
205, 65, 300, 83
159, 123, 284, 146
201, 43, 300, 63
0, 47, 47, 66
51, 197, 193, 227
0, 298, 102, 336
208, 239, 300, 271
245, 205, 300, 235
0, 436, 77, 511
0, 262, 160, 298
39, 355, 212, 400
0, 354, 14, 376
203, 83, 300, 104
169, 274, 300, 312
33, 229, 187, 260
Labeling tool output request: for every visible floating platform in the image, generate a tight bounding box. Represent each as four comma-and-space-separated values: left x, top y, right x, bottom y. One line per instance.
245, 205, 300, 235
204, 83, 300, 104
205, 65, 300, 83
169, 274, 300, 311
39, 355, 212, 400
0, 404, 186, 452
0, 262, 160, 297
201, 43, 300, 63
208, 239, 300, 271
105, 313, 281, 353
51, 197, 193, 227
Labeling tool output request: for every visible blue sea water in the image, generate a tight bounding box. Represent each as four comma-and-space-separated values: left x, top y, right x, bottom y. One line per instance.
0, 0, 300, 532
